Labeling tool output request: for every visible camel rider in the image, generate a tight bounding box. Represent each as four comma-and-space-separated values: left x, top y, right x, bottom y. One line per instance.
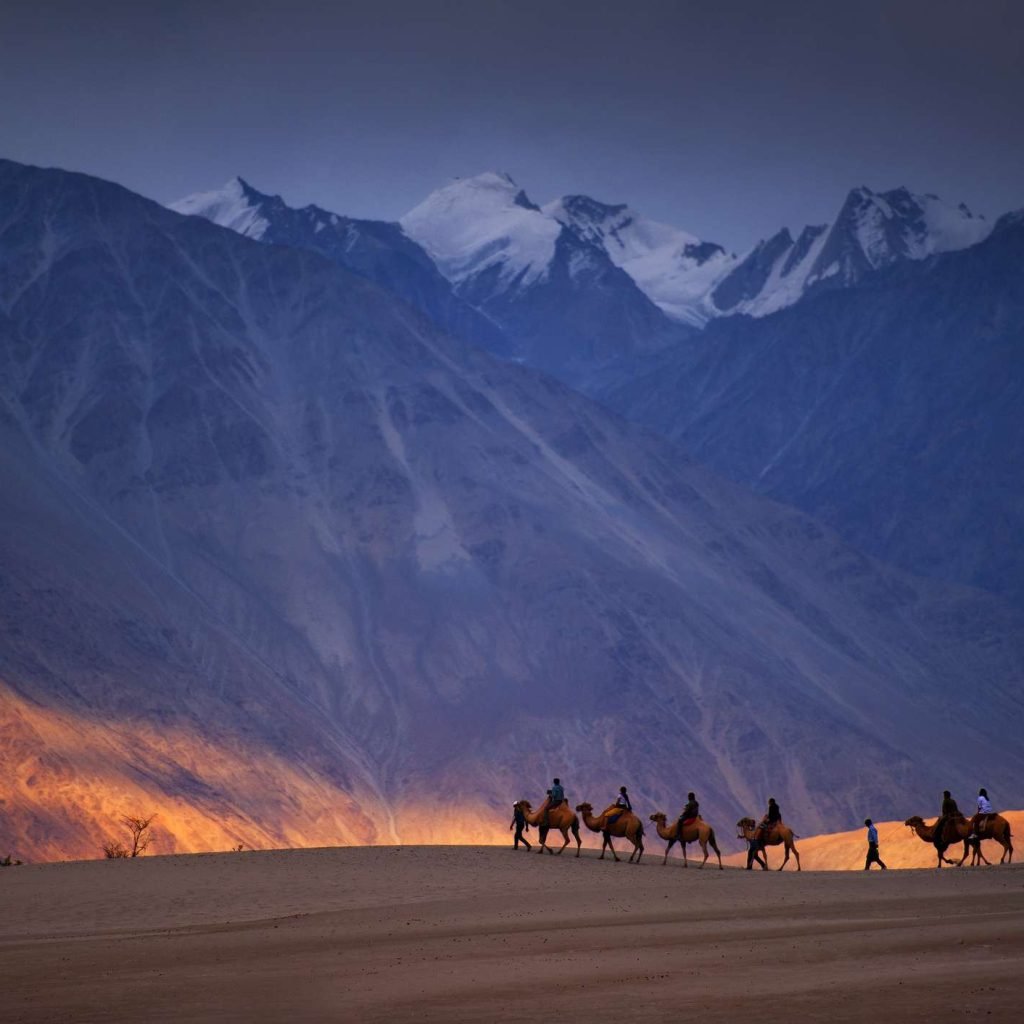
933, 790, 960, 849
543, 778, 565, 827
677, 792, 699, 840
550, 778, 565, 807
607, 786, 631, 826
756, 798, 781, 842
969, 788, 995, 838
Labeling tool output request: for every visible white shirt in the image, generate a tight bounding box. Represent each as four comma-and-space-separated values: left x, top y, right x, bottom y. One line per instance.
977, 795, 994, 814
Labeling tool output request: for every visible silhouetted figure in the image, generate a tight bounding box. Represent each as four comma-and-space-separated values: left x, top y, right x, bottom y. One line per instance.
510, 803, 531, 850
934, 790, 960, 849
864, 818, 887, 870
755, 797, 781, 843
677, 791, 699, 840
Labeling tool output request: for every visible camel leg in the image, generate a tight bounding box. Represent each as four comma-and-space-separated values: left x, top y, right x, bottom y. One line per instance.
555, 827, 570, 855
606, 834, 620, 862
778, 844, 790, 871
698, 840, 708, 870
662, 838, 674, 866
682, 841, 688, 869
792, 843, 801, 871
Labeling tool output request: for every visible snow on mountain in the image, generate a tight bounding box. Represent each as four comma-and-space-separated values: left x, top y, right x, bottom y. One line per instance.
171, 176, 511, 357
711, 187, 991, 317
542, 185, 991, 325
401, 173, 688, 384
544, 195, 734, 327
401, 172, 561, 289
170, 177, 270, 239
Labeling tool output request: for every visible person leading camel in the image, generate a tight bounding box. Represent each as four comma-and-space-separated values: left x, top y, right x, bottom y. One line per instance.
677, 792, 699, 841
510, 802, 531, 851
934, 790, 960, 850
970, 788, 994, 839
864, 818, 887, 870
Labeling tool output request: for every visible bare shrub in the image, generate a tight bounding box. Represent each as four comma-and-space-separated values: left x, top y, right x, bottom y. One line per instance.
102, 813, 158, 859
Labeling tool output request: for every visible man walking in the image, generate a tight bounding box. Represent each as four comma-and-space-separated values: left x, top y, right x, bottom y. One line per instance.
510, 803, 531, 851
864, 818, 887, 870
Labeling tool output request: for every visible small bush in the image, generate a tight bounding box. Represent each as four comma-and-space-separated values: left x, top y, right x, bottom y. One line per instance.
101, 812, 158, 859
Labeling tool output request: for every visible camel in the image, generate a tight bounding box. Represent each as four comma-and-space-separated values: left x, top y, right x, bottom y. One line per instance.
649, 813, 723, 869
576, 803, 645, 863
737, 817, 801, 871
515, 799, 581, 857
904, 814, 1013, 867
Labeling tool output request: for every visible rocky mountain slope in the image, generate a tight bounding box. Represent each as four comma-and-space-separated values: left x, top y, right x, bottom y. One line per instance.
2, 158, 1023, 861
171, 177, 510, 358
604, 212, 1024, 605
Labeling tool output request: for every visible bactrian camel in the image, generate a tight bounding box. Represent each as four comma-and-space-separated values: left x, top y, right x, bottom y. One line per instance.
736, 817, 801, 871
904, 814, 1013, 868
515, 799, 581, 857
649, 813, 723, 870
576, 803, 645, 863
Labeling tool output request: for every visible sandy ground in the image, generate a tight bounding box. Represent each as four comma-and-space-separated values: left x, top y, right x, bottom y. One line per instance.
2, 845, 1022, 1023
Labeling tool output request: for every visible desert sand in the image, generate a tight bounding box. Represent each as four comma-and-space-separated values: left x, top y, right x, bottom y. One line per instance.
2, 841, 1022, 1024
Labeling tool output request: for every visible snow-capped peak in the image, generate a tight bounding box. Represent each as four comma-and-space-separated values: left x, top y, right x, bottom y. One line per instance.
836, 185, 990, 269
544, 194, 732, 326
400, 172, 561, 288
169, 177, 271, 239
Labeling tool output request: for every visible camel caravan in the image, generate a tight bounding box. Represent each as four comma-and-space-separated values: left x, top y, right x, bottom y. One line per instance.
904, 789, 1014, 869
511, 782, 1013, 871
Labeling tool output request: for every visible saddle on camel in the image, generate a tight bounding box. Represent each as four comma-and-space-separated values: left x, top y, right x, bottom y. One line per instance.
737, 808, 801, 871
515, 785, 581, 857
576, 802, 645, 862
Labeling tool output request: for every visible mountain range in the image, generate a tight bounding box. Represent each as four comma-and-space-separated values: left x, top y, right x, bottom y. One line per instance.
1, 157, 1021, 862
603, 210, 1024, 605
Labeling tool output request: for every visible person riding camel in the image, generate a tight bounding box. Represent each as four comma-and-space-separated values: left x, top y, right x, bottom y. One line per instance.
606, 786, 632, 826
933, 790, 960, 849
969, 788, 995, 839
677, 792, 699, 840
542, 778, 565, 828
755, 797, 781, 843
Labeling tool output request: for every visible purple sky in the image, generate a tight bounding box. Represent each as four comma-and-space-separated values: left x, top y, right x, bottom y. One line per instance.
1, 0, 1022, 249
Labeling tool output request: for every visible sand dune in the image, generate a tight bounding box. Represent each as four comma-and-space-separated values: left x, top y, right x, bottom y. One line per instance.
2, 844, 1022, 1023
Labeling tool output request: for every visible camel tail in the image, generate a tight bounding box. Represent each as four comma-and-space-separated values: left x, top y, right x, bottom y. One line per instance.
571, 820, 580, 841
708, 827, 721, 854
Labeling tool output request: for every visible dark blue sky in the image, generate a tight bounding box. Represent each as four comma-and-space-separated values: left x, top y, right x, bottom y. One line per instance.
2, 0, 1021, 248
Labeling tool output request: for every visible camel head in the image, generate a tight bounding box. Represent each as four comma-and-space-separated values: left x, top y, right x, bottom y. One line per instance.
736, 817, 756, 838
516, 800, 532, 813
575, 803, 593, 814
904, 816, 925, 829
649, 812, 667, 824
